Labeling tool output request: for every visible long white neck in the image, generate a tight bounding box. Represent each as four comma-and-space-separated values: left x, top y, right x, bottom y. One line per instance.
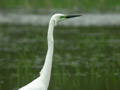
40, 19, 55, 87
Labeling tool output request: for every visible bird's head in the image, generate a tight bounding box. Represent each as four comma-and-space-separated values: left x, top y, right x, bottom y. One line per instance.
50, 13, 82, 26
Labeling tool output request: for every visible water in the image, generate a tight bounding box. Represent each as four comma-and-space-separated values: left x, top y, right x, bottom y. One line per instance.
0, 25, 120, 90
1, 13, 120, 26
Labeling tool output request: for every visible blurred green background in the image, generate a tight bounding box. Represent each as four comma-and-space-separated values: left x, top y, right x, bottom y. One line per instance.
0, 0, 120, 12
0, 0, 120, 90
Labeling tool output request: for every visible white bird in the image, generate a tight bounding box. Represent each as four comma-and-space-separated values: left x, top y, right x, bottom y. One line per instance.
19, 14, 81, 90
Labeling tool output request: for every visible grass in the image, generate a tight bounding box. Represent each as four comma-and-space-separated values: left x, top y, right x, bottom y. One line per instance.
0, 0, 120, 12
0, 25, 120, 90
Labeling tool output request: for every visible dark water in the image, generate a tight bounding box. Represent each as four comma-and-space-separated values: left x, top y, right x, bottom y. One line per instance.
0, 25, 120, 90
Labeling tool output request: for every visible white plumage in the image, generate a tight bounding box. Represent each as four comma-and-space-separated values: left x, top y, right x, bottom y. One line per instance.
19, 14, 81, 90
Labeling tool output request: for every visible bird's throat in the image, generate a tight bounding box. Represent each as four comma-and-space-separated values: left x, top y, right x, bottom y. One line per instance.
40, 20, 55, 86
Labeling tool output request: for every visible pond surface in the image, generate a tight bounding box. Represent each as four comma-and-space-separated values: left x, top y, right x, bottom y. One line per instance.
0, 25, 120, 90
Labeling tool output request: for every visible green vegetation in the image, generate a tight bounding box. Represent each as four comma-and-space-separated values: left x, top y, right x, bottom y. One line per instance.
0, 0, 120, 12
0, 25, 120, 90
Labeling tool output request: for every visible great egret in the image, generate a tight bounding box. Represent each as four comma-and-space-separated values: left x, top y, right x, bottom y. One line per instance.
19, 14, 81, 90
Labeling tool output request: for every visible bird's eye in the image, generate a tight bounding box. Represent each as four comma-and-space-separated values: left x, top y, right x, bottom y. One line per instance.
60, 16, 67, 19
